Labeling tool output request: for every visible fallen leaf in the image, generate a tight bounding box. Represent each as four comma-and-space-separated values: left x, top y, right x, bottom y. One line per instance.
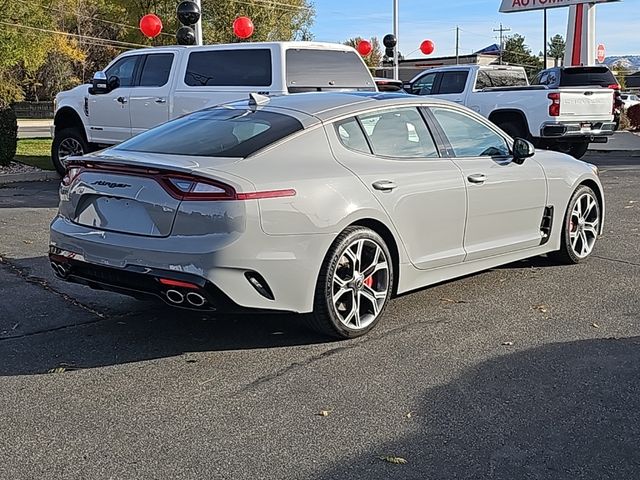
379, 455, 407, 465
502, 341, 514, 346
405, 412, 413, 419
532, 304, 549, 314
439, 298, 467, 304
22, 240, 33, 245
48, 367, 66, 374
317, 409, 333, 417
592, 323, 600, 329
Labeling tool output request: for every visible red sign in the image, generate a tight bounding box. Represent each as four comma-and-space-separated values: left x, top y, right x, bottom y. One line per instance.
597, 44, 606, 63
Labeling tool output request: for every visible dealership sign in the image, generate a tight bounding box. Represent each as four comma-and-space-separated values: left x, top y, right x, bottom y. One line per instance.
500, 0, 620, 13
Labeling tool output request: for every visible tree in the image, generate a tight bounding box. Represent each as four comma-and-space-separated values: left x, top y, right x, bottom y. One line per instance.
502, 34, 543, 79
344, 37, 382, 69
613, 63, 631, 90
548, 34, 566, 66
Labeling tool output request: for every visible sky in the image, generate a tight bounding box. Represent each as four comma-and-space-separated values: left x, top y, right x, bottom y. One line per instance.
311, 0, 640, 59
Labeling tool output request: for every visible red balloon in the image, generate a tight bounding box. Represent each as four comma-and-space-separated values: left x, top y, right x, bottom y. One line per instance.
357, 40, 373, 56
233, 16, 255, 39
139, 14, 163, 39
420, 39, 435, 55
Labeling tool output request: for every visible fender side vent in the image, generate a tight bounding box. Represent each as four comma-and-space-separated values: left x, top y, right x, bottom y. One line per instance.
540, 206, 554, 245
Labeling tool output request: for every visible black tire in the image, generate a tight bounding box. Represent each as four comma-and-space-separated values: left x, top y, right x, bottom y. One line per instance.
549, 141, 590, 159
51, 128, 88, 175
308, 226, 394, 339
549, 185, 601, 265
498, 121, 526, 140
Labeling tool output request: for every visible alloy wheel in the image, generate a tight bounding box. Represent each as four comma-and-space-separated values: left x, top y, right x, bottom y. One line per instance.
569, 192, 599, 259
58, 138, 84, 162
332, 238, 390, 330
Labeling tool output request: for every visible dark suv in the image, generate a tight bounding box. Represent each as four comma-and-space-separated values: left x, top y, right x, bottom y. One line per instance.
532, 66, 623, 129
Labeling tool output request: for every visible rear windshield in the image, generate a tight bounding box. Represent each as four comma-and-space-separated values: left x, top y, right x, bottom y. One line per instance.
559, 67, 616, 87
475, 69, 528, 89
184, 49, 272, 86
286, 49, 375, 92
114, 108, 303, 157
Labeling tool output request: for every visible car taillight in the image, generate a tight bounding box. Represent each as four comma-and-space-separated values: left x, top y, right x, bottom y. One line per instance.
607, 83, 620, 90
161, 174, 296, 201
61, 167, 81, 186
548, 93, 561, 117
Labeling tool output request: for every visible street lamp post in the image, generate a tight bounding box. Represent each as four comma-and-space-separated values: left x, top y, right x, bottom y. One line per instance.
393, 0, 399, 80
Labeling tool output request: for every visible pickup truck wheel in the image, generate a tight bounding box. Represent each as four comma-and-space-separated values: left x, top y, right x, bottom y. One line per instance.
555, 141, 590, 159
498, 121, 525, 140
52, 129, 88, 175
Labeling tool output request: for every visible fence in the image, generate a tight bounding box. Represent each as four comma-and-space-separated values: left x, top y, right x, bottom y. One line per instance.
12, 102, 55, 119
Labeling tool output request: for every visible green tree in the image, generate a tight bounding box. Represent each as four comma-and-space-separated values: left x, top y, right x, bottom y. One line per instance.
548, 34, 566, 66
502, 34, 543, 78
344, 37, 382, 69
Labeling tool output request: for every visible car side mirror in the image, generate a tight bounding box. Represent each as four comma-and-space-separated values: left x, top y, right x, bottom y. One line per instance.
107, 75, 120, 91
89, 71, 108, 95
513, 137, 535, 164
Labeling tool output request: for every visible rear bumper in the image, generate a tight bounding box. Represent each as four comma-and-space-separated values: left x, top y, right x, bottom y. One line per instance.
49, 214, 334, 313
539, 121, 616, 139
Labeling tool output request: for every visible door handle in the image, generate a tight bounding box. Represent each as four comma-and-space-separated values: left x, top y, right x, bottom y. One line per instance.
467, 174, 486, 184
115, 96, 128, 104
372, 180, 397, 192
155, 97, 167, 104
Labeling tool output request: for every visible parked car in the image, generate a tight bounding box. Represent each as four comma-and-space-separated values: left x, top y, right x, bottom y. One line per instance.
405, 65, 616, 159
51, 42, 377, 174
532, 65, 623, 130
620, 93, 640, 109
50, 92, 604, 339
374, 77, 405, 92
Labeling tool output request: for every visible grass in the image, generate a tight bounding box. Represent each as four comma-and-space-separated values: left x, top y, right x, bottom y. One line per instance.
15, 138, 55, 171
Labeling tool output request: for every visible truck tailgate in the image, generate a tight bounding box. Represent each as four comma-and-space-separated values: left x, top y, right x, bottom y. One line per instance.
558, 88, 613, 120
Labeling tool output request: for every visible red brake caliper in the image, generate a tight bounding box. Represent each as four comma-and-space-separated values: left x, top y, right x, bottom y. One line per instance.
364, 276, 373, 288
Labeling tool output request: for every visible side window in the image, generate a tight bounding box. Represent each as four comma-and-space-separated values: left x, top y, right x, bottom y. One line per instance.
184, 49, 272, 87
412, 72, 437, 95
334, 118, 371, 154
357, 108, 439, 158
105, 56, 139, 87
475, 71, 491, 90
139, 53, 174, 87
438, 71, 469, 94
431, 108, 510, 158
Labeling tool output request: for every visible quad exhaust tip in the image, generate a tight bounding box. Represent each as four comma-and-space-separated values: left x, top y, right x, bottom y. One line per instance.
51, 261, 70, 278
165, 289, 185, 304
186, 292, 206, 307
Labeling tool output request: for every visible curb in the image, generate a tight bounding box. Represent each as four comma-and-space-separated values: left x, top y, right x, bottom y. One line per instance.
0, 171, 60, 184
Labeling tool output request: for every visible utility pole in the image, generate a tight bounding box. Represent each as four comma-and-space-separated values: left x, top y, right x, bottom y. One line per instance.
493, 23, 511, 65
455, 26, 460, 65
393, 0, 399, 80
543, 8, 548, 68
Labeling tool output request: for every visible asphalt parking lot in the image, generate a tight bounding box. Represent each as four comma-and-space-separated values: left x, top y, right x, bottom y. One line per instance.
0, 153, 638, 480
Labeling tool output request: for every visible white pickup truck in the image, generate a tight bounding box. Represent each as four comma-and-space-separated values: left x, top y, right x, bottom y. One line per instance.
51, 41, 376, 173
404, 64, 616, 158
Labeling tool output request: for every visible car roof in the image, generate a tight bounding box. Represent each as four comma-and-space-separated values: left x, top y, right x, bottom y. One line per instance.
117, 41, 357, 56
226, 92, 454, 124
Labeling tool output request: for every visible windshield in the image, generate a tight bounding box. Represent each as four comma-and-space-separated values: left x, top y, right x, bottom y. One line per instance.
114, 108, 303, 157
559, 67, 616, 87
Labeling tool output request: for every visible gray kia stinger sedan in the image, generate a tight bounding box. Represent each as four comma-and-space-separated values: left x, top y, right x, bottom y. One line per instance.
49, 92, 604, 338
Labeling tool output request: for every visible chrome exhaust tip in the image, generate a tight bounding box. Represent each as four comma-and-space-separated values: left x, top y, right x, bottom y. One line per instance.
51, 262, 68, 278
166, 289, 185, 304
186, 292, 206, 307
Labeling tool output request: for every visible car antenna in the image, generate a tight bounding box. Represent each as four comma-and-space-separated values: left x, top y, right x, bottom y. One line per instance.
248, 92, 270, 107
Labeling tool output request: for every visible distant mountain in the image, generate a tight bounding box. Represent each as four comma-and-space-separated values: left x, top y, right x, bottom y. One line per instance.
604, 55, 640, 70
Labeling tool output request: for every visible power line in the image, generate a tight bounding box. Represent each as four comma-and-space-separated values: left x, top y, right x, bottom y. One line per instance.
0, 20, 147, 48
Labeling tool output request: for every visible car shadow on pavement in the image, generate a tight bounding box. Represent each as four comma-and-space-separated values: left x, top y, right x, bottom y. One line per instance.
317, 337, 640, 480
0, 180, 60, 209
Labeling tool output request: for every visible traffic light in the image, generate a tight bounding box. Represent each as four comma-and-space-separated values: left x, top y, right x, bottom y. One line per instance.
383, 34, 397, 54
176, 0, 200, 45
